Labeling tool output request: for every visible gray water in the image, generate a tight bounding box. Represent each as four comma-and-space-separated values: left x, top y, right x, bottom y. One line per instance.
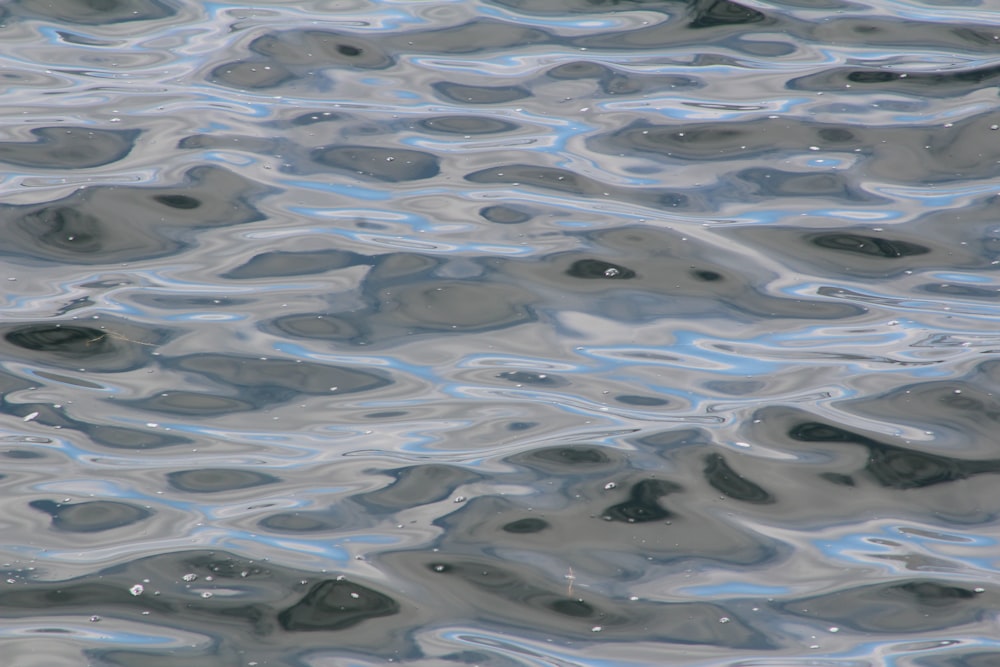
2, 0, 1000, 665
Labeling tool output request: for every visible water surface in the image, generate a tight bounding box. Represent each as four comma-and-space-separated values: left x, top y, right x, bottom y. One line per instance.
2, 0, 1000, 665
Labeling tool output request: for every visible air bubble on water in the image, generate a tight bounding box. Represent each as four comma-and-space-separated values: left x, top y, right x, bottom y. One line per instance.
829, 626, 839, 632
719, 617, 730, 623
975, 587, 985, 593
604, 267, 620, 278
433, 564, 446, 572
350, 592, 360, 599
90, 615, 101, 622
182, 573, 197, 582
591, 625, 602, 632
129, 584, 144, 596
201, 591, 213, 599
453, 495, 466, 503
604, 482, 616, 490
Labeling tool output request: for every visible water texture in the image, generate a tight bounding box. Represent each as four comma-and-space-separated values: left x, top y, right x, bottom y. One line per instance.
1, 0, 1000, 665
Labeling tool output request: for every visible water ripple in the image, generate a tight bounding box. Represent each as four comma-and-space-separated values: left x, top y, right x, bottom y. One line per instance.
2, 0, 1000, 664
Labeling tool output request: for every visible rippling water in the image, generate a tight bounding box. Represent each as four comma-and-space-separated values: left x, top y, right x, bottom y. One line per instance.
3, 0, 1000, 665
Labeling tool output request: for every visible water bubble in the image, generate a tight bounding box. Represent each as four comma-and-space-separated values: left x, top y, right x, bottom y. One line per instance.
182, 573, 197, 582
719, 617, 730, 623
129, 584, 144, 596
591, 625, 603, 632
604, 482, 616, 490
603, 267, 620, 278
90, 615, 101, 622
